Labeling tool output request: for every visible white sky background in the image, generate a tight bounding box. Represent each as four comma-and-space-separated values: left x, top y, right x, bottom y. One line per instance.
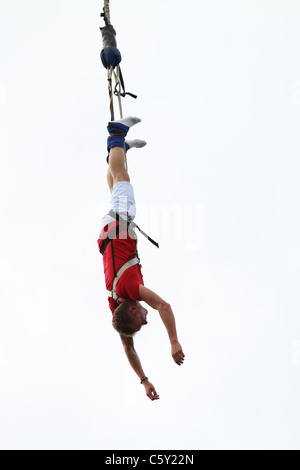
0, 0, 300, 450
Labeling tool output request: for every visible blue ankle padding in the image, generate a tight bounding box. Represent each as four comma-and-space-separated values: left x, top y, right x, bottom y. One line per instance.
107, 135, 125, 151
100, 47, 122, 69
107, 122, 129, 135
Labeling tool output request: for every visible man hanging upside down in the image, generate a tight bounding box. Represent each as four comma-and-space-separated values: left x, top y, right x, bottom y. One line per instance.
97, 116, 185, 401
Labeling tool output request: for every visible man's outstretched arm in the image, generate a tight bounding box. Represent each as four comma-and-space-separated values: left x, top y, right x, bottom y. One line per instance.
119, 334, 160, 401
139, 285, 185, 366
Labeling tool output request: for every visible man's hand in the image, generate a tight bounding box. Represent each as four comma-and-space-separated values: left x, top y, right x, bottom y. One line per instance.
143, 381, 160, 401
171, 341, 185, 365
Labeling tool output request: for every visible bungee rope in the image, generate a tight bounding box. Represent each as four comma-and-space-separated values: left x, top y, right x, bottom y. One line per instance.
100, 1, 137, 122
100, 0, 137, 171
102, 0, 111, 25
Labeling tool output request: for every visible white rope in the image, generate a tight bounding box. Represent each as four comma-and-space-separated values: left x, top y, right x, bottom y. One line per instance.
103, 0, 111, 24
113, 66, 123, 119
107, 66, 114, 120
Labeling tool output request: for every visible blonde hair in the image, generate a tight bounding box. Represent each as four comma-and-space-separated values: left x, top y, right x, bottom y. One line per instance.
112, 302, 136, 337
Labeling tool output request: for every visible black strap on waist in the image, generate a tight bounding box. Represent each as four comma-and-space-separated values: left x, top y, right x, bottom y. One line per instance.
100, 217, 137, 257
100, 236, 113, 256
108, 210, 159, 249
100, 211, 159, 258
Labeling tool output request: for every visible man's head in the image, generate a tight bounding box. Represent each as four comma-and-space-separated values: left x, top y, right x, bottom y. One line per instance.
112, 301, 148, 337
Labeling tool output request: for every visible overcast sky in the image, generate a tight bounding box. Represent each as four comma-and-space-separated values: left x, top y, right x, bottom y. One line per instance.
1, 0, 300, 450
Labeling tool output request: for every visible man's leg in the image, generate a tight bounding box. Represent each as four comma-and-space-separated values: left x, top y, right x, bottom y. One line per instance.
109, 145, 130, 186
107, 167, 114, 194
106, 117, 146, 193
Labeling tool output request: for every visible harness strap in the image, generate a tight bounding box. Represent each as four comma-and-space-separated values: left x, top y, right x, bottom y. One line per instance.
114, 66, 138, 99
108, 210, 159, 249
108, 257, 140, 303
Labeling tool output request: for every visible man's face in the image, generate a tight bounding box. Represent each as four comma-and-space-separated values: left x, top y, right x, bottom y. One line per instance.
129, 301, 148, 332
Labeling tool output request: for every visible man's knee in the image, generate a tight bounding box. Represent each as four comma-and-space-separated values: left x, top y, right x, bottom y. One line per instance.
113, 170, 130, 184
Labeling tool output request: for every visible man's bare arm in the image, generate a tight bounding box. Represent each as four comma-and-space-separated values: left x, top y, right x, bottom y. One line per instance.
120, 334, 160, 401
139, 285, 185, 365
